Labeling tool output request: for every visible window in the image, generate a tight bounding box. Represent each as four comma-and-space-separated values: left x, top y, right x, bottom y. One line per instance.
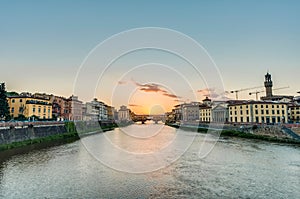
261, 110, 264, 114
246, 110, 249, 115
43, 107, 46, 113
241, 117, 243, 122
235, 111, 237, 115
266, 105, 268, 108
11, 107, 14, 113
277, 117, 281, 123
230, 117, 233, 122
240, 106, 242, 109
277, 110, 280, 114
261, 117, 265, 123
255, 117, 259, 123
38, 107, 41, 113
255, 105, 258, 108
272, 105, 274, 108
261, 105, 263, 108
247, 117, 249, 123
255, 110, 258, 114
266, 110, 269, 114
240, 110, 243, 115
282, 110, 285, 115
246, 105, 248, 108
282, 105, 284, 108
33, 108, 35, 112
272, 110, 275, 114
277, 105, 279, 108
12, 99, 15, 103
235, 117, 237, 122
20, 99, 22, 102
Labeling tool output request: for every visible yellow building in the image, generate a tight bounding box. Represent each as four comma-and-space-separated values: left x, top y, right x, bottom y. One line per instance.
7, 96, 52, 119
199, 105, 211, 122
289, 104, 300, 123
229, 101, 288, 124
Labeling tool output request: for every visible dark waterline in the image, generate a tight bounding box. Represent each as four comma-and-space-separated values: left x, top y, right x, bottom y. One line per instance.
0, 124, 299, 198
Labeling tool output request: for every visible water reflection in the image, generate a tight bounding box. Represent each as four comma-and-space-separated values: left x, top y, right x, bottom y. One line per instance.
0, 124, 299, 198
81, 124, 196, 173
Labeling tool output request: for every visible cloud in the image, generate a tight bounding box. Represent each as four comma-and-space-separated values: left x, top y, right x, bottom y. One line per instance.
174, 99, 185, 103
131, 79, 181, 99
129, 104, 141, 107
163, 93, 179, 98
197, 88, 213, 96
118, 81, 127, 85
197, 88, 232, 100
140, 83, 161, 92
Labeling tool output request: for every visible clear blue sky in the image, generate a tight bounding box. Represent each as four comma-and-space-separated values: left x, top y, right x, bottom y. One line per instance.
1, 0, 299, 110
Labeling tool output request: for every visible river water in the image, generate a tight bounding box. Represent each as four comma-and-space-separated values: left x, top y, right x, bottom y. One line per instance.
0, 123, 299, 198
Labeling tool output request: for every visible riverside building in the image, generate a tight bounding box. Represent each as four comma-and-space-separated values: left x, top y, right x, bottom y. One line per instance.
7, 95, 52, 120
228, 101, 288, 124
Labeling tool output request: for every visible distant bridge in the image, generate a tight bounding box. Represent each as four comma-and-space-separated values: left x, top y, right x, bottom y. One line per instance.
132, 114, 165, 124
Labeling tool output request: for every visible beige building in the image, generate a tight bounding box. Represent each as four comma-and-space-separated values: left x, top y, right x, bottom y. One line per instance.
68, 95, 83, 121
7, 96, 52, 119
229, 101, 288, 124
289, 104, 300, 123
182, 102, 200, 122
199, 105, 211, 122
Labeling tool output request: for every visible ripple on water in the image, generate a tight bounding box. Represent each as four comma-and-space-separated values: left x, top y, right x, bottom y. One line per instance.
0, 126, 299, 198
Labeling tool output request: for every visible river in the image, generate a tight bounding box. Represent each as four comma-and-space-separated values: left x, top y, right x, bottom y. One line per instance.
0, 123, 299, 198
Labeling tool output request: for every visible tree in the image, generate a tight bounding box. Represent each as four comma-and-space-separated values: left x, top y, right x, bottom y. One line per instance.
15, 114, 26, 121
0, 83, 10, 121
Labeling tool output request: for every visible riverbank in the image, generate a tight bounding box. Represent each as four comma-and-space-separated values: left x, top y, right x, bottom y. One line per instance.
0, 121, 117, 152
167, 123, 300, 145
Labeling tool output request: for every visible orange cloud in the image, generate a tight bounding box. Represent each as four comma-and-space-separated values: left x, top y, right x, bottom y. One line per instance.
131, 79, 181, 99
118, 81, 127, 85
197, 88, 231, 100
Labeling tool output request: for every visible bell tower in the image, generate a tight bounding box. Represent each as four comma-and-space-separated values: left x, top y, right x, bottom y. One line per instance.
264, 72, 273, 97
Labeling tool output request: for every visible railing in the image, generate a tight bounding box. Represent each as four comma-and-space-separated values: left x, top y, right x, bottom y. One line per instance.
281, 126, 300, 140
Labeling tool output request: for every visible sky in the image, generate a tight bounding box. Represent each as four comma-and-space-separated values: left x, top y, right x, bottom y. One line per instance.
1, 0, 300, 114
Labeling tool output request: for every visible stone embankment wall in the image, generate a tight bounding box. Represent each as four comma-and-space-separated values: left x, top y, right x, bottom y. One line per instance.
246, 126, 290, 139
291, 127, 300, 135
181, 121, 295, 139
0, 121, 117, 146
0, 123, 67, 145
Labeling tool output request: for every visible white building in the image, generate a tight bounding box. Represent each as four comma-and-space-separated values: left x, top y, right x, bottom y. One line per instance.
118, 105, 130, 121
182, 102, 200, 122
82, 98, 108, 121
